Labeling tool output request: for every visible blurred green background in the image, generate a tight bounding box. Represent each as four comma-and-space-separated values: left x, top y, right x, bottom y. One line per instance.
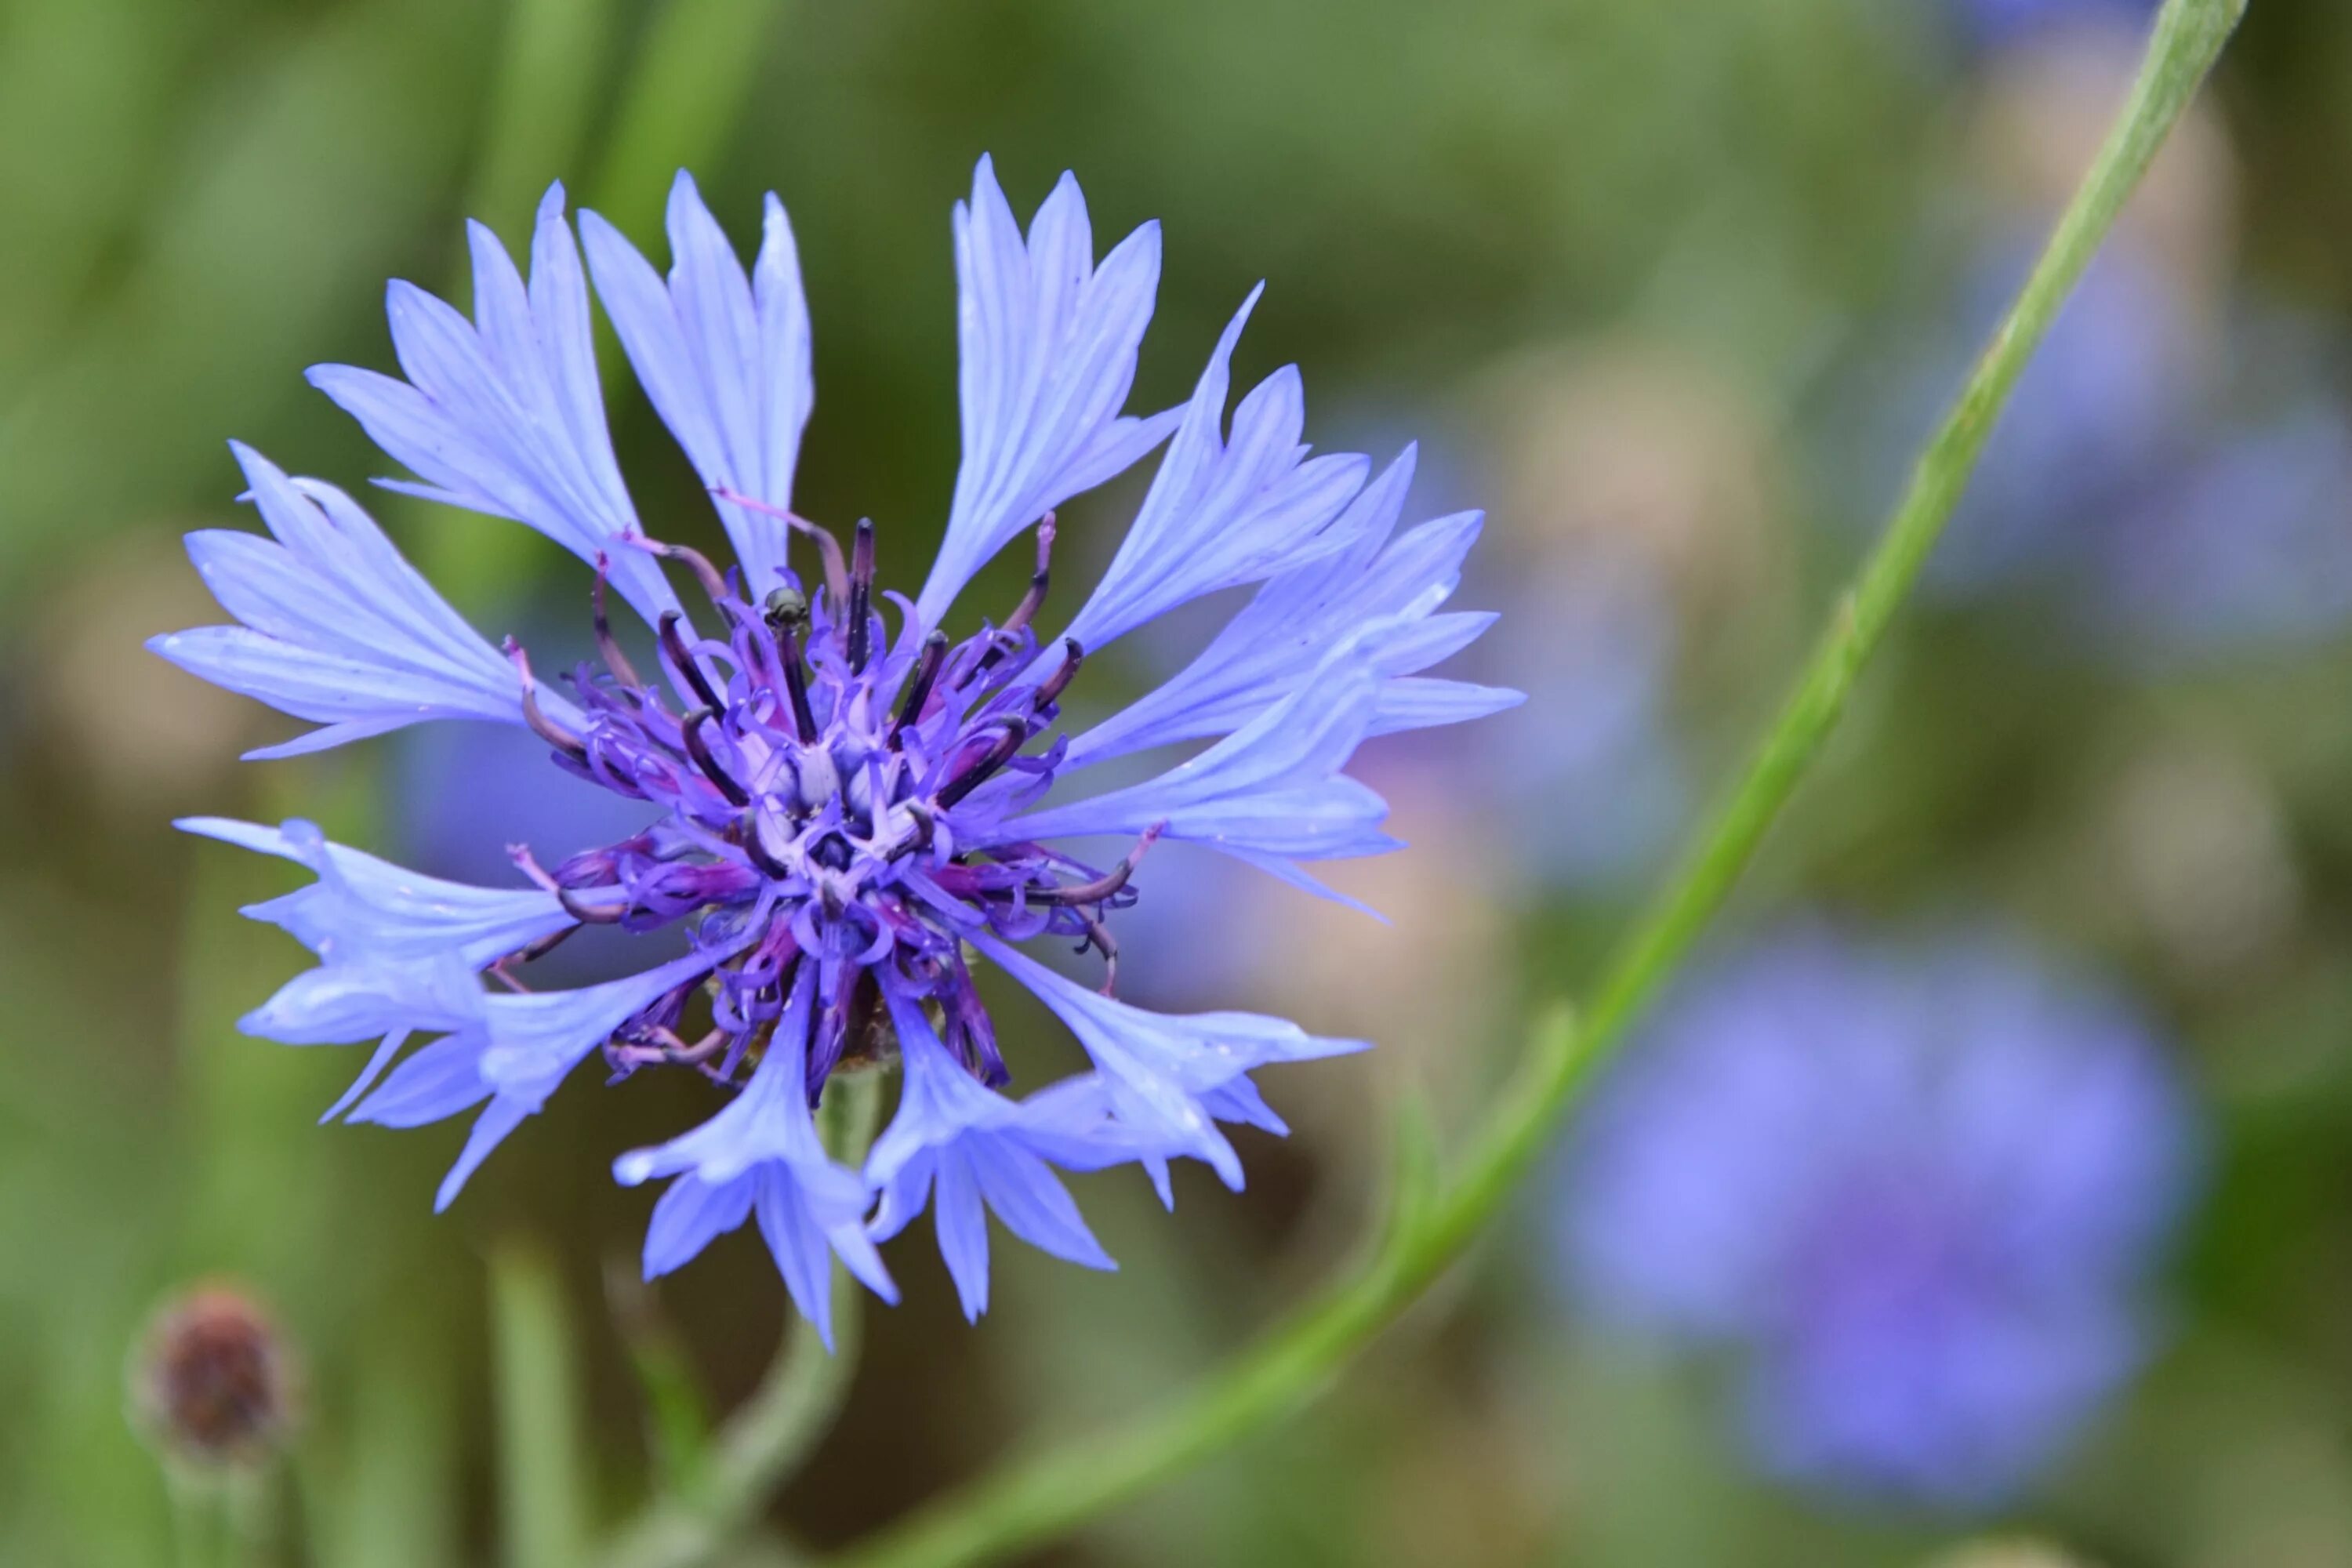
5, 0, 2352, 1563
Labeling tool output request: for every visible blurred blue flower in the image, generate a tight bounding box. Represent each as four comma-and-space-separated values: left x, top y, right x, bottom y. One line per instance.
1947, 0, 2161, 52
1473, 561, 1688, 890
1867, 237, 2352, 665
1926, 239, 2198, 594
152, 160, 1519, 1334
2092, 401, 2352, 662
1557, 922, 2198, 1510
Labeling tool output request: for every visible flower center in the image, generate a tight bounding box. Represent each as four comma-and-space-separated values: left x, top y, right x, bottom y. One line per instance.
498, 510, 1156, 1101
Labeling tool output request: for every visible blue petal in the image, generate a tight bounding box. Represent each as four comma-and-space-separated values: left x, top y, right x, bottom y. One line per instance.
180, 816, 575, 967
307, 183, 675, 622
865, 986, 1115, 1317
580, 172, 812, 591
237, 955, 483, 1046
347, 946, 726, 1209
931, 1156, 993, 1320
1007, 652, 1395, 867
975, 933, 1368, 1192
1058, 291, 1370, 654
183, 818, 574, 1095
913, 158, 1177, 627
962, 1139, 1116, 1273
644, 1173, 757, 1277
151, 445, 562, 757
612, 968, 895, 1345
1370, 677, 1526, 737
1065, 448, 1511, 767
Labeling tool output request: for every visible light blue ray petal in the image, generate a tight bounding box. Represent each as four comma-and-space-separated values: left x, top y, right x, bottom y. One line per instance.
644, 1174, 757, 1279
932, 1153, 993, 1321
434, 1096, 532, 1211
579, 172, 813, 590
1057, 292, 1370, 654
307, 183, 674, 622
913, 158, 1171, 626
152, 444, 557, 754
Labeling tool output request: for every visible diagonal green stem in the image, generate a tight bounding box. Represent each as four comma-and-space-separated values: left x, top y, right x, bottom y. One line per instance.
822, 2, 2247, 1565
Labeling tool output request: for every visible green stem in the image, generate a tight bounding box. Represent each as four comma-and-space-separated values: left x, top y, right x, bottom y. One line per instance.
169, 1471, 218, 1568
492, 1243, 594, 1568
822, 2, 2247, 1565
597, 1071, 886, 1568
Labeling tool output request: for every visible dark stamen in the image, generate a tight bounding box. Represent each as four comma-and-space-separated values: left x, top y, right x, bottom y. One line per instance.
1073, 909, 1121, 996
977, 514, 1055, 673
626, 1024, 728, 1066
507, 844, 627, 924
888, 630, 950, 749
936, 721, 1028, 809
743, 828, 794, 880
658, 612, 725, 713
506, 640, 587, 760
710, 488, 848, 608
778, 624, 818, 743
591, 557, 643, 688
499, 925, 579, 972
1015, 823, 1162, 906
681, 709, 750, 806
1033, 638, 1086, 710
631, 535, 731, 604
847, 518, 876, 673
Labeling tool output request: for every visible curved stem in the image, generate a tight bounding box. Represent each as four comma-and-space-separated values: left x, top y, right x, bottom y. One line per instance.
821, 3, 2247, 1565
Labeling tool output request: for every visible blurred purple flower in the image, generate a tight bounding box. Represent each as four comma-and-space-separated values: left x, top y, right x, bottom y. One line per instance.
1925, 240, 2198, 593
1557, 922, 2198, 1511
1947, 0, 2161, 52
2092, 402, 2352, 662
1472, 561, 1687, 890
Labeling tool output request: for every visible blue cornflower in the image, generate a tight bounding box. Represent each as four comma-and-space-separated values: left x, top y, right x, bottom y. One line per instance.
152, 161, 1519, 1337
1556, 922, 2198, 1511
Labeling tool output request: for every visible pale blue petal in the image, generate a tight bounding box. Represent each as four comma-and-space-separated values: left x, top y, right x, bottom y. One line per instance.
913, 158, 1173, 626
237, 956, 481, 1045
151, 445, 558, 756
1058, 292, 1370, 653
349, 1033, 495, 1129
1065, 450, 1504, 767
435, 1098, 532, 1212
347, 947, 724, 1210
579, 172, 812, 590
964, 1139, 1116, 1273
319, 1030, 410, 1125
866, 984, 1113, 1316
180, 816, 574, 967
1008, 657, 1388, 862
644, 1174, 757, 1278
931, 1155, 993, 1321
307, 183, 675, 622
612, 969, 893, 1337
975, 933, 1370, 1190
1369, 677, 1526, 737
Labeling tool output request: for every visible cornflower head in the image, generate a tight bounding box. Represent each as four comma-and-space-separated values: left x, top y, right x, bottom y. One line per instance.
1556, 922, 2198, 1511
152, 161, 1520, 1338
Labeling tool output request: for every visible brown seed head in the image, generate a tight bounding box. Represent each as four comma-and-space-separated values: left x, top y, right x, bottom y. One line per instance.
130, 1283, 299, 1468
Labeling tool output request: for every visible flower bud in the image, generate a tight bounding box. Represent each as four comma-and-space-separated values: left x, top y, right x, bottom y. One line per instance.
129, 1283, 299, 1468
